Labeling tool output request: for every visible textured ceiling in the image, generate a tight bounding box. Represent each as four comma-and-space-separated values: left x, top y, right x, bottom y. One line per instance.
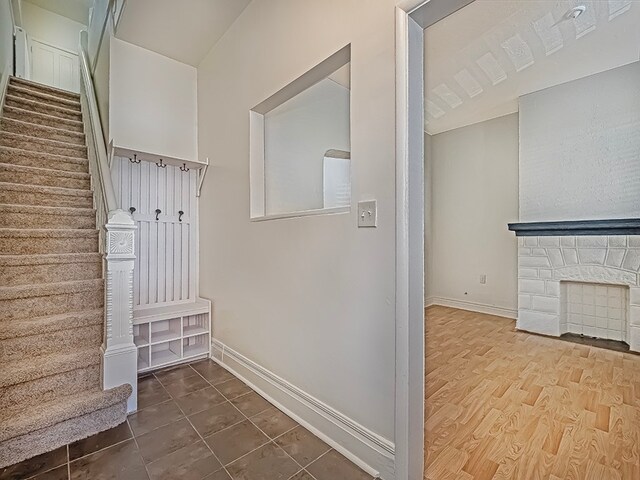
424, 0, 640, 134
116, 0, 251, 66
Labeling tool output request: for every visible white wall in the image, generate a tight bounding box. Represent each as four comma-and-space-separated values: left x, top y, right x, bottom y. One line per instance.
109, 38, 198, 161
520, 62, 640, 222
22, 1, 85, 52
0, 0, 13, 87
198, 0, 397, 474
426, 113, 519, 315
265, 78, 350, 215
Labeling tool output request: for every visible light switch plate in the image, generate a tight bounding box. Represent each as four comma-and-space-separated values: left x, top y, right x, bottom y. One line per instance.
358, 200, 377, 228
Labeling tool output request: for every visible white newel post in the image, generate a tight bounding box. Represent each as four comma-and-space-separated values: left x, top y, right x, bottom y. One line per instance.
102, 209, 138, 413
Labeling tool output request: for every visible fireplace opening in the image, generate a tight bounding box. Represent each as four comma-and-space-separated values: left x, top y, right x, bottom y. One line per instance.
561, 281, 628, 344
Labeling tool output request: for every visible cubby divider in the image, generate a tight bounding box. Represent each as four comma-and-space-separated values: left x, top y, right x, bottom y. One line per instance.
132, 298, 211, 373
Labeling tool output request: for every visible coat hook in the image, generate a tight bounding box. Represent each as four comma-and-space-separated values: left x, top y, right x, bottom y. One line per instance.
156, 158, 166, 168
178, 210, 184, 222
180, 163, 189, 172
129, 207, 136, 215
130, 154, 141, 164
155, 209, 161, 221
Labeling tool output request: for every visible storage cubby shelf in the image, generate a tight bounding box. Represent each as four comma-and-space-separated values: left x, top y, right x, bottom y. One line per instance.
183, 325, 209, 337
133, 298, 211, 373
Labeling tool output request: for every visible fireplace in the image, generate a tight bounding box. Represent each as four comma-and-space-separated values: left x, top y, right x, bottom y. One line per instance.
509, 220, 640, 352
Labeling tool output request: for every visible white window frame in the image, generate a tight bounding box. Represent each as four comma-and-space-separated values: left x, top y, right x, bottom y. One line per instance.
249, 45, 351, 221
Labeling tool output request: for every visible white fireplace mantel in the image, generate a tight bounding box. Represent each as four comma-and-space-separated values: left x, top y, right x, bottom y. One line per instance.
515, 234, 640, 352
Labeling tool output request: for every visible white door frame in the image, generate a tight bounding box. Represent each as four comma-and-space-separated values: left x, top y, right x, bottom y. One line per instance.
394, 1, 474, 478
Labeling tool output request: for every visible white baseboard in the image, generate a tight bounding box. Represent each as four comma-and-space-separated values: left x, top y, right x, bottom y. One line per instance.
426, 296, 517, 319
210, 339, 395, 480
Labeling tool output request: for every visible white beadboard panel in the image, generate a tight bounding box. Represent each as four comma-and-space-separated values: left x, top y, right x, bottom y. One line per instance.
112, 156, 197, 308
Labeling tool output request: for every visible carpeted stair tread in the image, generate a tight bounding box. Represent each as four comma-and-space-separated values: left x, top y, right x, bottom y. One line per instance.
1, 117, 85, 145
0, 347, 101, 388
9, 77, 81, 101
0, 228, 99, 254
0, 203, 95, 216
0, 324, 102, 363
0, 278, 103, 301
0, 130, 87, 158
0, 227, 98, 239
0, 204, 96, 229
4, 94, 82, 121
2, 105, 84, 132
0, 252, 102, 286
0, 182, 93, 207
0, 252, 102, 266
0, 309, 104, 340
0, 384, 131, 443
0, 365, 101, 413
1, 403, 128, 469
0, 162, 91, 190
0, 145, 89, 172
0, 162, 90, 180
7, 84, 81, 111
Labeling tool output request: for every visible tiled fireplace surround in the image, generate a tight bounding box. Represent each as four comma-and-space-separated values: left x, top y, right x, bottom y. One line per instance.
517, 235, 640, 352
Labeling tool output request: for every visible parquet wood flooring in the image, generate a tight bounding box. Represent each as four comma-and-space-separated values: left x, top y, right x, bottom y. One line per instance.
424, 306, 640, 480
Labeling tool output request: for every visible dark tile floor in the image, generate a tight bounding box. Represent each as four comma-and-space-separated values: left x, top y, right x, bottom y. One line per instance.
1, 359, 375, 480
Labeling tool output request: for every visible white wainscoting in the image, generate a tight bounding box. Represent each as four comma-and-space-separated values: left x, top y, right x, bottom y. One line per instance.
111, 156, 197, 308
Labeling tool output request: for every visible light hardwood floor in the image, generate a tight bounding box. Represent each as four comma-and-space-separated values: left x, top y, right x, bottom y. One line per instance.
424, 306, 640, 480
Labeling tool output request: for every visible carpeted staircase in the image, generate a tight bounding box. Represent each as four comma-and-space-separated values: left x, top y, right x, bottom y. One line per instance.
0, 77, 131, 468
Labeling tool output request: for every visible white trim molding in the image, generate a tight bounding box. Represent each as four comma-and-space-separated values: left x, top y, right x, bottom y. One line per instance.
211, 339, 395, 480
426, 296, 517, 319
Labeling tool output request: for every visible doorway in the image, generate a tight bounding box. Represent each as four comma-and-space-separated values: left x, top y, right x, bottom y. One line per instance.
30, 38, 80, 93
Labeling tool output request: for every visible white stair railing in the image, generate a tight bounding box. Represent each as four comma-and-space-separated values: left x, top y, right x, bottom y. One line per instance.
79, 30, 137, 412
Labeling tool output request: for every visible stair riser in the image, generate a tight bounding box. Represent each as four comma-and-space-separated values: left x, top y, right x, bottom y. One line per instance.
3, 108, 84, 133
0, 236, 98, 255
5, 97, 82, 121
0, 365, 100, 413
0, 261, 102, 287
0, 149, 88, 173
0, 169, 91, 189
9, 79, 81, 101
0, 188, 93, 208
8, 88, 81, 112
0, 211, 96, 229
0, 325, 102, 363
1, 289, 104, 321
0, 135, 87, 158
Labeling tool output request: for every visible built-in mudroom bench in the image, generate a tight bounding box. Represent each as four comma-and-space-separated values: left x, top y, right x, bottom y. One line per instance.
110, 144, 211, 373
133, 298, 211, 372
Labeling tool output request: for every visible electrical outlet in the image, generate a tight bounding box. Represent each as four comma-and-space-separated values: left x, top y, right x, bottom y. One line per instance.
480, 274, 487, 284
358, 200, 377, 228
